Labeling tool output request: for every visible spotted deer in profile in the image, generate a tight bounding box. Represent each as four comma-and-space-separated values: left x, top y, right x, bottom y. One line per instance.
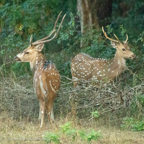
71, 27, 136, 88
15, 12, 66, 128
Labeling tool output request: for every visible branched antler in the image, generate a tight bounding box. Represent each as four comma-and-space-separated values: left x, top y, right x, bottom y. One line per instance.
32, 12, 66, 45
102, 26, 120, 43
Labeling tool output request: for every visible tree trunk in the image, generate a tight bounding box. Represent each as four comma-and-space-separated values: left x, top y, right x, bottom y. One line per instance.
77, 0, 113, 48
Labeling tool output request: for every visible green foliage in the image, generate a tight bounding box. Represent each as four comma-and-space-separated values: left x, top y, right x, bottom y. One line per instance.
137, 95, 144, 107
121, 117, 144, 131
86, 129, 102, 143
0, 0, 144, 80
132, 119, 144, 131
130, 94, 144, 115
0, 0, 77, 77
60, 61, 71, 77
44, 132, 60, 144
79, 129, 102, 143
121, 117, 134, 130
11, 62, 31, 76
80, 29, 113, 60
91, 111, 99, 118
1, 1, 144, 130
59, 122, 79, 142
59, 122, 71, 134
66, 129, 77, 141
44, 122, 102, 143
58, 12, 77, 43
121, 94, 144, 132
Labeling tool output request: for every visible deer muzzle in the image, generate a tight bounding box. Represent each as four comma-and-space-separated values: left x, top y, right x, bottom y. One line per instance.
129, 54, 136, 59
14, 56, 21, 61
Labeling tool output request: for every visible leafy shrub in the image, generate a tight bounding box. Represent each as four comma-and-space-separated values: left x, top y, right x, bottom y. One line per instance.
91, 111, 99, 118
121, 117, 144, 131
44, 121, 102, 143
44, 132, 60, 144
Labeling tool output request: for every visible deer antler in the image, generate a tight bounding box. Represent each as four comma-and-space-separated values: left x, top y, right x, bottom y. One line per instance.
30, 35, 33, 45
124, 34, 128, 43
113, 34, 121, 43
102, 26, 119, 43
34, 11, 62, 43
33, 12, 66, 45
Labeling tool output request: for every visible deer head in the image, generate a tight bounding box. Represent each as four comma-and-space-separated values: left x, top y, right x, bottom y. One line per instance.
102, 27, 136, 60
15, 43, 44, 62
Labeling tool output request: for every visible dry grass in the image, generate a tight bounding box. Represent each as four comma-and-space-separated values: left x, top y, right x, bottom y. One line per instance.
0, 112, 144, 144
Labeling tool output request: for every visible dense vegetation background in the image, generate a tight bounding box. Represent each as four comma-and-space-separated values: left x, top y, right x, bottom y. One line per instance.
0, 0, 144, 79
1, 0, 144, 140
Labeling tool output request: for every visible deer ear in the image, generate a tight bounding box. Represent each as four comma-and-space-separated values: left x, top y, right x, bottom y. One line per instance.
35, 44, 44, 51
110, 41, 118, 49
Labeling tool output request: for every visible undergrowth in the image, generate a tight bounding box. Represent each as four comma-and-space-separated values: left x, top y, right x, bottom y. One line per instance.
44, 121, 102, 144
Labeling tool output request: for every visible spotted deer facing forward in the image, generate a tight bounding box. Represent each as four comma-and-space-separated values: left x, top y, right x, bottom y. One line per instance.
15, 12, 66, 128
71, 27, 136, 88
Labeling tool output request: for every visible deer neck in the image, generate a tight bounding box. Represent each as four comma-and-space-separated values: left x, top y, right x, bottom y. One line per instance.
30, 52, 46, 72
110, 51, 126, 74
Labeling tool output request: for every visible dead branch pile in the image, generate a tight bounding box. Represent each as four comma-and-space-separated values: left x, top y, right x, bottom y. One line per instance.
59, 77, 144, 118
0, 76, 144, 120
0, 76, 38, 120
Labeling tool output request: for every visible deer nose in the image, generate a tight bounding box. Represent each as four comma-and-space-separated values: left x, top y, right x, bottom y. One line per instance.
130, 54, 136, 59
133, 54, 136, 59
133, 55, 136, 58
14, 56, 21, 61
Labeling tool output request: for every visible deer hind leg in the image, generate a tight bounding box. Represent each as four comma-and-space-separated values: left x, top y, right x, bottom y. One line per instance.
46, 98, 54, 125
46, 99, 58, 129
71, 64, 78, 88
50, 103, 54, 121
38, 103, 42, 120
72, 75, 78, 88
39, 99, 45, 128
73, 81, 78, 88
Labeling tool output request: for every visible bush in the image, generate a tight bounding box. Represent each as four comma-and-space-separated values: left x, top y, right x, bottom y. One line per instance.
44, 122, 102, 143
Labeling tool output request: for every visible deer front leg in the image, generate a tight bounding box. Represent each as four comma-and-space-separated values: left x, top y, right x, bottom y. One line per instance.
35, 85, 46, 128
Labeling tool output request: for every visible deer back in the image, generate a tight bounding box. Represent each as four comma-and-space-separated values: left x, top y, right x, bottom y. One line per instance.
33, 60, 60, 97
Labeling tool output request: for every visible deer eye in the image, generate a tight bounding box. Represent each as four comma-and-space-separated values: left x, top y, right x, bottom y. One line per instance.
122, 48, 126, 51
25, 52, 29, 54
